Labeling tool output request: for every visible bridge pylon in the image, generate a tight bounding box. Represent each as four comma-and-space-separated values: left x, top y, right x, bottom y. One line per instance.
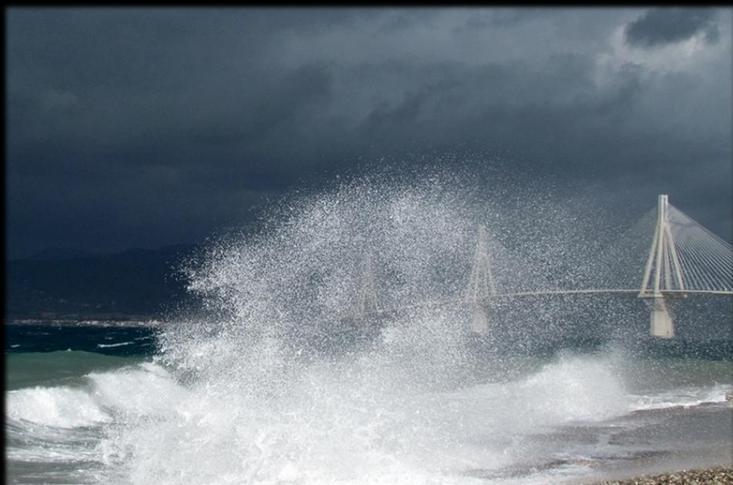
353, 252, 379, 319
639, 194, 685, 338
465, 224, 496, 334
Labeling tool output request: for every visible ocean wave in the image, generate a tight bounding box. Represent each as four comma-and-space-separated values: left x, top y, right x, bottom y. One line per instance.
97, 341, 134, 348
7, 386, 112, 429
6, 362, 182, 430
433, 351, 630, 436
8, 345, 629, 481
8, 179, 732, 485
91, 346, 631, 484
7, 343, 730, 483
629, 383, 732, 412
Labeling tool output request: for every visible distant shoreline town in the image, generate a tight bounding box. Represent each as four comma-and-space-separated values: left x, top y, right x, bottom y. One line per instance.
5, 318, 163, 327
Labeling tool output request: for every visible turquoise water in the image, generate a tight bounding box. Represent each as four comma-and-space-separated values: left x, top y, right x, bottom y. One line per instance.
7, 351, 146, 391
5, 322, 732, 485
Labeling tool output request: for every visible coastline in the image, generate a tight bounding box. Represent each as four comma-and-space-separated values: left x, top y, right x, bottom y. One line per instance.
4, 318, 163, 327
563, 402, 733, 485
589, 466, 733, 484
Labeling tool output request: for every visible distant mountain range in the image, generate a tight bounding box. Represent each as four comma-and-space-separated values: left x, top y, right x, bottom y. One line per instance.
6, 245, 202, 321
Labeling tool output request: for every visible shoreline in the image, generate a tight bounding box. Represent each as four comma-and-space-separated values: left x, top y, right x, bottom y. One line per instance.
588, 466, 733, 484
564, 402, 733, 485
4, 318, 163, 327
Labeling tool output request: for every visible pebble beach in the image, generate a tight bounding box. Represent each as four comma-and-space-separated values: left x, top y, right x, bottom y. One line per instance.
592, 467, 733, 484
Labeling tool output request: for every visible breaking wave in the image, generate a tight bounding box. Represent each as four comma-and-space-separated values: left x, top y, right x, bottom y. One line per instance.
9, 177, 730, 484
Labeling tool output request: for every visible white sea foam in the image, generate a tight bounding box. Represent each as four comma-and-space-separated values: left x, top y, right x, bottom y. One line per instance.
88, 362, 189, 419
6, 362, 182, 430
8, 350, 725, 484
97, 341, 134, 348
86, 339, 633, 484
7, 386, 112, 429
440, 351, 630, 434
629, 383, 732, 411
90, 181, 640, 484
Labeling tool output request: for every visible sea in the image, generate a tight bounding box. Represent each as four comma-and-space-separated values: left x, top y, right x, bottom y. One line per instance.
6, 181, 733, 484
5, 320, 732, 485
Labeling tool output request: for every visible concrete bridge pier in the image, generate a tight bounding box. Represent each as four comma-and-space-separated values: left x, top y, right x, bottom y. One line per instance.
471, 305, 489, 334
465, 224, 496, 336
649, 296, 674, 338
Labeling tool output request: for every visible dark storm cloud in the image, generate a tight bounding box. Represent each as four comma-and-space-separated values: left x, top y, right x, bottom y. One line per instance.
6, 8, 732, 257
624, 8, 720, 48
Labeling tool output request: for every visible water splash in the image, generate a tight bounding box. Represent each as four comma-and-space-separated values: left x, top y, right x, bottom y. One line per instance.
99, 175, 639, 483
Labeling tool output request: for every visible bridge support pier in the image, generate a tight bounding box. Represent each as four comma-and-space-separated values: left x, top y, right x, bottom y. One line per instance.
471, 305, 489, 334
649, 296, 674, 339
465, 225, 496, 336
353, 252, 379, 319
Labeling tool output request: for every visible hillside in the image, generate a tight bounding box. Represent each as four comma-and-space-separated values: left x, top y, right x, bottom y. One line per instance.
6, 245, 201, 321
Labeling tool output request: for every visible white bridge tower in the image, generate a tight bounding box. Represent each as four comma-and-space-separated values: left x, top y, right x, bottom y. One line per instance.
639, 194, 685, 338
353, 252, 379, 318
465, 224, 496, 334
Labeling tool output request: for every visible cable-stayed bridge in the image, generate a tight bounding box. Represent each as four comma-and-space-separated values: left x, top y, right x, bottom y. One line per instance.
351, 195, 732, 339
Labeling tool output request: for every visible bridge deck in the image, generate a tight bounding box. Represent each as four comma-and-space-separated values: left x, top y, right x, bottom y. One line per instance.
495, 289, 733, 298
358, 289, 733, 319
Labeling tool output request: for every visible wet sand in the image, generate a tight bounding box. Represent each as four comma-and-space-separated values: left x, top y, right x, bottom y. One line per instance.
563, 403, 732, 485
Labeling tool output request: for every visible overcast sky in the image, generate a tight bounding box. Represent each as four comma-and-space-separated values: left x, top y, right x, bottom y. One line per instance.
6, 7, 732, 258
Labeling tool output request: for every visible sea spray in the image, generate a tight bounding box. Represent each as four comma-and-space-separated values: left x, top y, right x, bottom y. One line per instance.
86, 178, 639, 483
88, 349, 632, 484
7, 176, 732, 484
